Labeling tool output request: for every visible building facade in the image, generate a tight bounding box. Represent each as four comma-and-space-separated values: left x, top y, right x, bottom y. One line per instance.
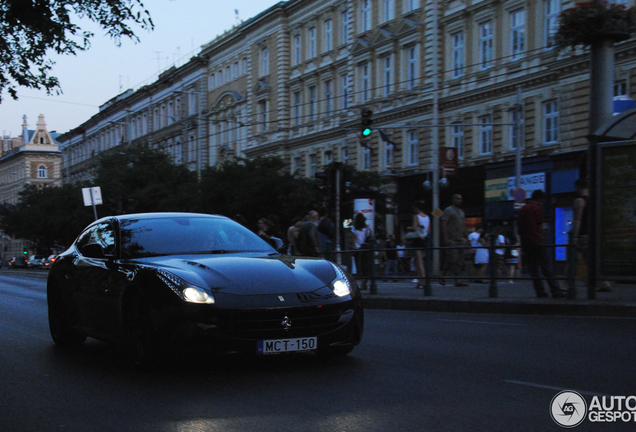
56, 0, 636, 252
0, 114, 63, 261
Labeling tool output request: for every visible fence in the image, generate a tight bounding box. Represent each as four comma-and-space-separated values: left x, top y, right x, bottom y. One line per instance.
337, 232, 583, 300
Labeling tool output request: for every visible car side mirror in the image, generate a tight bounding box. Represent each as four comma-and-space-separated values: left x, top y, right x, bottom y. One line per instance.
81, 243, 106, 259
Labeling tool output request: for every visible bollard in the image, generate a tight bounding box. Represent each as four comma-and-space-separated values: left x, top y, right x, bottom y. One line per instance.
424, 236, 433, 296
369, 238, 377, 295
567, 232, 577, 299
488, 234, 498, 298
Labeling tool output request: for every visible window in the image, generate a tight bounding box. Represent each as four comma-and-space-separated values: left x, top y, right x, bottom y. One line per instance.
309, 154, 317, 177
188, 93, 197, 116
293, 156, 302, 175
510, 109, 521, 150
452, 125, 464, 159
544, 0, 560, 47
38, 165, 46, 178
209, 73, 215, 90
217, 69, 223, 87
362, 147, 371, 170
233, 61, 239, 79
308, 27, 316, 59
325, 80, 333, 116
510, 9, 525, 60
260, 47, 269, 76
293, 35, 301, 66
258, 100, 268, 133
174, 140, 183, 165
242, 57, 248, 75
341, 74, 349, 109
543, 101, 558, 145
188, 135, 196, 163
324, 20, 333, 52
292, 91, 301, 126
383, 55, 393, 96
341, 146, 349, 164
361, 0, 372, 32
614, 81, 627, 96
408, 130, 418, 166
384, 139, 394, 167
383, 0, 395, 22
404, 0, 420, 12
308, 86, 317, 121
324, 149, 333, 165
225, 66, 231, 82
361, 63, 370, 102
406, 46, 418, 89
479, 21, 493, 70
168, 102, 174, 125
451, 32, 464, 78
341, 10, 350, 44
479, 116, 492, 154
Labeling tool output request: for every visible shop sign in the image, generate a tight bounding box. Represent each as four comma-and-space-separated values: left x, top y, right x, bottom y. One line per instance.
485, 178, 509, 202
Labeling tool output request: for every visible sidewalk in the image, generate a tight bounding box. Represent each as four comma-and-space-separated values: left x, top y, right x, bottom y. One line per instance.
360, 278, 636, 318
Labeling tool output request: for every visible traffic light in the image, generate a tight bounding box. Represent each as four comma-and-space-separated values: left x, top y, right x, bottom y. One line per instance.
360, 108, 373, 137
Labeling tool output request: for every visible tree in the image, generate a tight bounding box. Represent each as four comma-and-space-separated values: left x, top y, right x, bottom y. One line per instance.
0, 0, 153, 101
198, 157, 323, 230
92, 143, 198, 214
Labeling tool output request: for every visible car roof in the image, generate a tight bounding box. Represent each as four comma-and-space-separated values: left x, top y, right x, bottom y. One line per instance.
97, 212, 229, 224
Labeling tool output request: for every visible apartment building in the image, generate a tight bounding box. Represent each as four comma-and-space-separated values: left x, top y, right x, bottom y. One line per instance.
0, 114, 62, 260
57, 0, 636, 245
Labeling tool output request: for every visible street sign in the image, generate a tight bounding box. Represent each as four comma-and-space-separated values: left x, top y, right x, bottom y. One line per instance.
432, 208, 443, 218
512, 187, 526, 203
82, 187, 103, 206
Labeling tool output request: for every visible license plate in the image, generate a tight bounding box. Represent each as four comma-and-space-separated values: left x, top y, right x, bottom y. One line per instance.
257, 337, 317, 354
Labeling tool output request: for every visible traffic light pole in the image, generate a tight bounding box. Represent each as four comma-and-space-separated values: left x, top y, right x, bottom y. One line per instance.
335, 166, 342, 265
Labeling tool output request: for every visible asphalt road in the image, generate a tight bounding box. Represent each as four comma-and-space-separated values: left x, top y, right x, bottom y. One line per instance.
1, 272, 635, 432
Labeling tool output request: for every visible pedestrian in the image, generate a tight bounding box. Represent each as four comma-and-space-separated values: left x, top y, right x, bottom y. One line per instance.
440, 194, 469, 287
468, 224, 488, 282
571, 179, 612, 291
383, 234, 399, 280
516, 189, 565, 298
351, 212, 373, 290
406, 200, 430, 289
317, 207, 336, 261
287, 217, 303, 255
494, 225, 506, 279
257, 217, 277, 248
504, 225, 519, 283
296, 210, 321, 257
396, 240, 407, 275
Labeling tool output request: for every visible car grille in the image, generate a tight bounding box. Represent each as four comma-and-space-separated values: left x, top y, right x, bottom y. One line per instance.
214, 302, 353, 340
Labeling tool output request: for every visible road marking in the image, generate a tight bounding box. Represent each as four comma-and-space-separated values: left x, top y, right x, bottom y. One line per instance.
505, 380, 609, 397
437, 319, 523, 326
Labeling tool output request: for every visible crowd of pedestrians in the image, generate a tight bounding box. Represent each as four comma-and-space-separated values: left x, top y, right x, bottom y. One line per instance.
244, 177, 607, 298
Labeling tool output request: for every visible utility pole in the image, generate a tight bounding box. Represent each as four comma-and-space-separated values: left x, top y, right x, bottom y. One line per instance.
515, 86, 523, 189
431, 0, 441, 274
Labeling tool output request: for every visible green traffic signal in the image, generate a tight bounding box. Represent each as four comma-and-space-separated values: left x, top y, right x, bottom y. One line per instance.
362, 127, 372, 136
360, 108, 373, 136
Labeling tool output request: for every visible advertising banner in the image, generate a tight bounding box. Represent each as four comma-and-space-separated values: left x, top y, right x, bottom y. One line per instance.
354, 198, 375, 233
598, 141, 636, 278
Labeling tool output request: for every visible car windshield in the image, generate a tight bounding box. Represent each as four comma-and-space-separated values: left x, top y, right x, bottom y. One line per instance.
119, 216, 276, 258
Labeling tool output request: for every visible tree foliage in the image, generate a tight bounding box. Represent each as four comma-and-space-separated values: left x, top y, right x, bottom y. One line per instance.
0, 0, 153, 101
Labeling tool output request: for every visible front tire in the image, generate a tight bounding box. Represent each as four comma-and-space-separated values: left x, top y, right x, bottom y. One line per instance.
47, 283, 86, 346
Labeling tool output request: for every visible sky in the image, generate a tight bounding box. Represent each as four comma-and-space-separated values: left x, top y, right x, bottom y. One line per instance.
0, 0, 283, 137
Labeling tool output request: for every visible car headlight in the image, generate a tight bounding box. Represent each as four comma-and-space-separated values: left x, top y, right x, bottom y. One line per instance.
329, 263, 352, 297
157, 269, 215, 304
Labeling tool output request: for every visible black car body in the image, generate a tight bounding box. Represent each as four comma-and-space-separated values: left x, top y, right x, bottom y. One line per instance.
9, 256, 28, 269
47, 213, 363, 363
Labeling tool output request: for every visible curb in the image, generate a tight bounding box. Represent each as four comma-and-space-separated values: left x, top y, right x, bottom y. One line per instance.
362, 296, 636, 318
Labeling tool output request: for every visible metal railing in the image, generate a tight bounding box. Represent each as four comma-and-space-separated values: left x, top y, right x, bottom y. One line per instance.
337, 232, 582, 299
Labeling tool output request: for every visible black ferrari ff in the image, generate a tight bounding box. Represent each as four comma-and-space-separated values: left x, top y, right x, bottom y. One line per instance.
47, 213, 363, 364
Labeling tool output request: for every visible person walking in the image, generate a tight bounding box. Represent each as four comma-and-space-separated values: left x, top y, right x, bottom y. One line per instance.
468, 224, 488, 282
516, 190, 565, 298
571, 179, 612, 291
317, 207, 336, 262
440, 194, 469, 287
383, 234, 399, 280
296, 210, 321, 257
407, 201, 430, 289
351, 213, 373, 290
504, 225, 519, 283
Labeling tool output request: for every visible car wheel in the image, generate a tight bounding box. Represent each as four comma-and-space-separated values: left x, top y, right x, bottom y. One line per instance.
47, 283, 86, 346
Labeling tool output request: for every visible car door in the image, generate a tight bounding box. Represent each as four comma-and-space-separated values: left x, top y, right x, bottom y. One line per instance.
72, 220, 126, 340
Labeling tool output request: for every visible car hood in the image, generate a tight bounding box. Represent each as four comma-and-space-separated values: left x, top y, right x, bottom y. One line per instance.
132, 254, 337, 295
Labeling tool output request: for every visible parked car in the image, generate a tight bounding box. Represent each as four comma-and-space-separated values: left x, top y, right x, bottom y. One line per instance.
47, 212, 364, 365
9, 256, 28, 269
27, 255, 47, 269
43, 254, 57, 269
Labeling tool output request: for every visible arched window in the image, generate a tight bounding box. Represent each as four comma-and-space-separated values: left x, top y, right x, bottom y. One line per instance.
38, 165, 46, 178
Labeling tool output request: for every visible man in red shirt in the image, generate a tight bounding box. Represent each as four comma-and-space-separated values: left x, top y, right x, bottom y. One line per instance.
516, 189, 565, 298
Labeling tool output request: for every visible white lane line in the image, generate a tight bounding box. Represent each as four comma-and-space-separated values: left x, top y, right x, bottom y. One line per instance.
437, 319, 523, 326
505, 380, 609, 397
